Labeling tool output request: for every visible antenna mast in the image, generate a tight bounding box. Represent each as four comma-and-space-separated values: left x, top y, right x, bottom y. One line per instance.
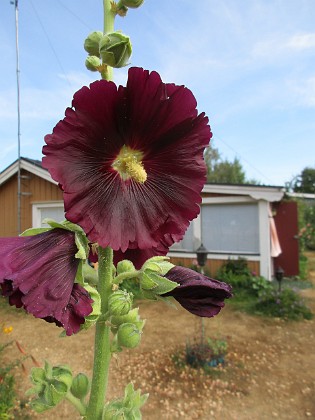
13, 0, 22, 233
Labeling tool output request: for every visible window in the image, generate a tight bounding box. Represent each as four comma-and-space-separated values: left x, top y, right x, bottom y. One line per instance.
201, 203, 259, 254
32, 202, 65, 228
170, 221, 194, 251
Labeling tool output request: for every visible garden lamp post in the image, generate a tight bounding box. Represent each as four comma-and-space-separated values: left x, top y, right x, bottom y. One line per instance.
196, 243, 209, 269
275, 266, 284, 292
196, 243, 209, 344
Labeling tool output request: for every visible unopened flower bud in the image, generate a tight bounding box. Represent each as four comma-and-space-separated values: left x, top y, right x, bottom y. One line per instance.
84, 31, 103, 56
99, 32, 132, 68
120, 0, 144, 8
117, 322, 141, 348
111, 307, 140, 327
70, 373, 90, 399
117, 259, 136, 275
85, 56, 102, 72
108, 290, 132, 316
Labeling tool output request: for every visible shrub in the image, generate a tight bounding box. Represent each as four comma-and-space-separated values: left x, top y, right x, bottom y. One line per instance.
216, 258, 252, 289
250, 276, 273, 296
254, 288, 313, 320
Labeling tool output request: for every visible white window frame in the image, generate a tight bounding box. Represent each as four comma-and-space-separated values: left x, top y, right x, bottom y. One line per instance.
32, 201, 65, 228
168, 195, 271, 279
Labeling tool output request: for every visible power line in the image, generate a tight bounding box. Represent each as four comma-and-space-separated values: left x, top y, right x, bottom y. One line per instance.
212, 132, 274, 185
28, 0, 71, 86
55, 0, 91, 30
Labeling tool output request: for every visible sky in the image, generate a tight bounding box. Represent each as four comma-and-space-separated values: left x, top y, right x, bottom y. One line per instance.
0, 0, 314, 186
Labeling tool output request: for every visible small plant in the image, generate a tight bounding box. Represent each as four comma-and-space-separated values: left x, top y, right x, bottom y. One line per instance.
250, 276, 273, 296
185, 337, 228, 370
216, 258, 251, 289
254, 288, 313, 320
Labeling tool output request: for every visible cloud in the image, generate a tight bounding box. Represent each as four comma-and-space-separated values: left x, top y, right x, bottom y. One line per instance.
252, 32, 315, 58
289, 75, 315, 107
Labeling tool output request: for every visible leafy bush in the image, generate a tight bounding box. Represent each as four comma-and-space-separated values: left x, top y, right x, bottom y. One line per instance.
254, 288, 313, 320
0, 342, 17, 419
250, 276, 273, 296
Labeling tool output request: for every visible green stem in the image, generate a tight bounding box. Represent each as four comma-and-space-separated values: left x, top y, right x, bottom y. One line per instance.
103, 0, 115, 81
66, 392, 87, 416
86, 246, 113, 420
113, 270, 141, 285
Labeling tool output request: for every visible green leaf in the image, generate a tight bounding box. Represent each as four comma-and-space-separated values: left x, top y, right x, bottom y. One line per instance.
140, 271, 158, 290
142, 270, 178, 295
20, 227, 51, 237
83, 262, 98, 285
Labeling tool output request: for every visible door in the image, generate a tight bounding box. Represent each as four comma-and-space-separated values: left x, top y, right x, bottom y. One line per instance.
273, 201, 299, 277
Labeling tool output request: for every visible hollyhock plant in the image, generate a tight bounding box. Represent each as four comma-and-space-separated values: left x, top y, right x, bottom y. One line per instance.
0, 228, 93, 336
0, 1, 234, 417
163, 266, 232, 317
42, 67, 211, 254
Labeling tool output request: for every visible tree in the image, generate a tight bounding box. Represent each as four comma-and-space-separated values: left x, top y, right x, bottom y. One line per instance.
291, 167, 315, 194
204, 146, 258, 184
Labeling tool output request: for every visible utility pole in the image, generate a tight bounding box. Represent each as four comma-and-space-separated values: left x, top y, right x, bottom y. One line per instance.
12, 0, 22, 233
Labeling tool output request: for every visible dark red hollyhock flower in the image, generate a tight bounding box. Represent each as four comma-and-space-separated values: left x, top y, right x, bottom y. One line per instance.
163, 266, 232, 317
0, 229, 93, 336
42, 67, 211, 253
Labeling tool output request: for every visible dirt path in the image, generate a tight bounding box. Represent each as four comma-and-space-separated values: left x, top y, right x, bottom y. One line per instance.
1, 256, 315, 419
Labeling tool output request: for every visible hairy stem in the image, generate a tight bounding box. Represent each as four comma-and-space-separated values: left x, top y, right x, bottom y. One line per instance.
86, 246, 113, 420
103, 0, 115, 81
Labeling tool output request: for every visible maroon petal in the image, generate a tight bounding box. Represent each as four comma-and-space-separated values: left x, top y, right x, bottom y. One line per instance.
0, 229, 93, 335
42, 67, 211, 253
163, 266, 232, 317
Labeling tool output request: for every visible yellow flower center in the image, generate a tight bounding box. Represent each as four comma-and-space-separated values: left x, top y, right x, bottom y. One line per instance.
112, 145, 147, 184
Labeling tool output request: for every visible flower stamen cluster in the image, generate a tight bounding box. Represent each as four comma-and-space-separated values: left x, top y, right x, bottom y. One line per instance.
112, 146, 147, 183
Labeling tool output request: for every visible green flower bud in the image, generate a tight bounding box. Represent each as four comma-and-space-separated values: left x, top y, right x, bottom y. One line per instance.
116, 259, 136, 275
28, 362, 73, 412
99, 32, 132, 68
108, 290, 133, 316
70, 373, 90, 400
84, 31, 103, 56
85, 56, 102, 72
117, 323, 142, 348
121, 0, 144, 8
111, 307, 140, 327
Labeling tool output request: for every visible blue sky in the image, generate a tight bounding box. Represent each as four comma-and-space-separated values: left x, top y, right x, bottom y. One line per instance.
1, 0, 314, 186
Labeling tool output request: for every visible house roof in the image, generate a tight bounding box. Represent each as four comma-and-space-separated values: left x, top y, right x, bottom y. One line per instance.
1, 157, 284, 201
0, 157, 57, 186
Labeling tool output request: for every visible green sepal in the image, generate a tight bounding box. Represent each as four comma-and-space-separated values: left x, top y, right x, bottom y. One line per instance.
99, 31, 132, 68
27, 362, 73, 412
111, 307, 140, 327
141, 256, 174, 276
31, 398, 53, 413
20, 227, 51, 237
116, 259, 136, 275
84, 31, 103, 56
141, 270, 178, 295
140, 271, 158, 290
120, 0, 144, 8
85, 55, 102, 71
102, 382, 148, 420
82, 263, 98, 285
79, 284, 101, 330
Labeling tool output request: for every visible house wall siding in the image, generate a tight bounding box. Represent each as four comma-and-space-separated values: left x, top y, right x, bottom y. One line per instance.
169, 256, 260, 278
0, 170, 63, 236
